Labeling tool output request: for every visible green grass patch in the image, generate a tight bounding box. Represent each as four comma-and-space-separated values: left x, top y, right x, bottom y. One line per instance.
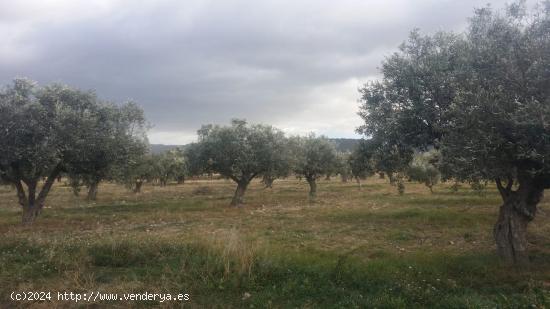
1, 236, 548, 308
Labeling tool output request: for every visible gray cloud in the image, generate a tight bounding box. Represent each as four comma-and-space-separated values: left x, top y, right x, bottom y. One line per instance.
0, 0, 515, 143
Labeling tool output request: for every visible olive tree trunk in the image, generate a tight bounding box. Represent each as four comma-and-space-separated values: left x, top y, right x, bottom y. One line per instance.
355, 177, 362, 189
263, 176, 274, 189
231, 181, 249, 207
306, 176, 317, 201
87, 181, 99, 201
133, 180, 143, 193
18, 180, 40, 224
494, 176, 543, 264
22, 204, 41, 224
13, 166, 60, 224
427, 183, 434, 194
388, 173, 396, 185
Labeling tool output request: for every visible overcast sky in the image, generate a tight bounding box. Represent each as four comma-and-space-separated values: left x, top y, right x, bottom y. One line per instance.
1, 0, 516, 144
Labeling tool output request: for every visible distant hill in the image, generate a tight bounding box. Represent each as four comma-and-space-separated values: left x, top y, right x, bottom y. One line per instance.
150, 138, 360, 154
150, 144, 186, 154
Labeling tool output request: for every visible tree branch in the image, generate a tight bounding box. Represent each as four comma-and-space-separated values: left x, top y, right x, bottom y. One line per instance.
228, 175, 240, 183
13, 181, 28, 208
36, 164, 62, 208
496, 177, 510, 200
505, 175, 513, 192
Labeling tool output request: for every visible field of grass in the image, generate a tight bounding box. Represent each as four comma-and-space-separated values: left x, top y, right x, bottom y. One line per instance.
1, 177, 549, 308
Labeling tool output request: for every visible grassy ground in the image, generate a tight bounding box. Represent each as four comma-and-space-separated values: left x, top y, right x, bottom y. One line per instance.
1, 177, 549, 308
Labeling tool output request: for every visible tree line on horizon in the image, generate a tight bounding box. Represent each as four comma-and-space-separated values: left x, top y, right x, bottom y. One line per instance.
0, 84, 429, 216
0, 1, 548, 265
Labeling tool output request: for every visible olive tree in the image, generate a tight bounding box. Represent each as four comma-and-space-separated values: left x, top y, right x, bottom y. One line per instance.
351, 136, 411, 194
261, 156, 292, 189
154, 148, 187, 186
171, 148, 188, 184
67, 102, 148, 200
184, 142, 211, 178
337, 153, 352, 183
192, 119, 290, 206
357, 28, 457, 194
358, 1, 550, 263
440, 2, 550, 264
119, 154, 157, 193
292, 134, 339, 200
407, 150, 440, 193
0, 79, 148, 223
348, 140, 376, 188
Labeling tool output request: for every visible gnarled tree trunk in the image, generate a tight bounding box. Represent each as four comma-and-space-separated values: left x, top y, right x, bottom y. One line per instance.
306, 176, 317, 202
231, 181, 249, 207
134, 180, 143, 193
427, 183, 434, 194
13, 166, 60, 225
22, 203, 41, 224
263, 176, 274, 189
388, 173, 396, 185
494, 176, 544, 264
87, 181, 99, 201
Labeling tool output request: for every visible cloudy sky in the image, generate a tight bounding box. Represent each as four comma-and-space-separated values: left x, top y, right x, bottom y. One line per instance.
0, 0, 515, 144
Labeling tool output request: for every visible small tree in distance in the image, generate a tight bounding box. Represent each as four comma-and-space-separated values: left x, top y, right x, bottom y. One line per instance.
348, 140, 376, 188
337, 153, 352, 183
154, 148, 187, 186
192, 119, 290, 206
261, 155, 292, 189
118, 154, 156, 193
407, 150, 440, 193
292, 134, 339, 201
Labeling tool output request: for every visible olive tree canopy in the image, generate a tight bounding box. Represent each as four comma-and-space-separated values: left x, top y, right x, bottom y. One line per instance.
358, 1, 550, 263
